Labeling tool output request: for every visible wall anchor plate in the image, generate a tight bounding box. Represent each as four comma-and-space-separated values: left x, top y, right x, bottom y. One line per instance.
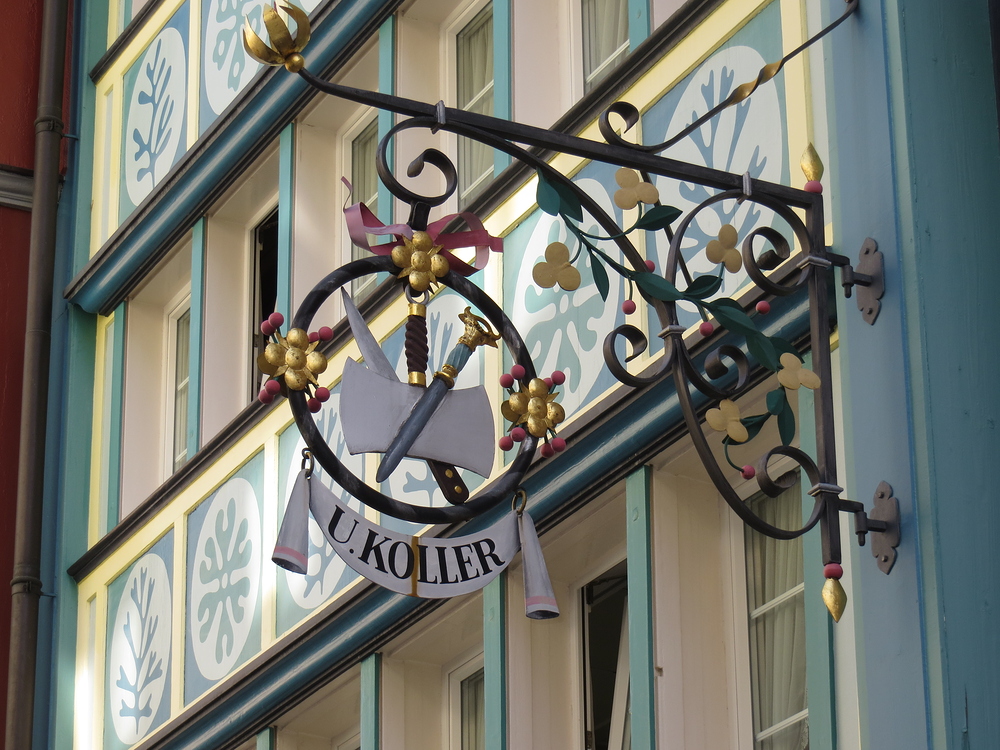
855, 238, 885, 325
869, 481, 900, 574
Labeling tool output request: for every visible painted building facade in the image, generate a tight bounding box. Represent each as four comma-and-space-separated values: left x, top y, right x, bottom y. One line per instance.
21, 0, 1000, 748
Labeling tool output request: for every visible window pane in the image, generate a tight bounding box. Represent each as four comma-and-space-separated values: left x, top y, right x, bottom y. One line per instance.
582, 0, 629, 92
351, 119, 380, 298
460, 668, 486, 750
252, 209, 279, 398
457, 4, 494, 204
744, 478, 808, 750
172, 308, 191, 472
583, 561, 629, 750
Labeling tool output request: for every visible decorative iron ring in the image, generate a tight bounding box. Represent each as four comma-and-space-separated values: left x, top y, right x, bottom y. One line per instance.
289, 255, 538, 524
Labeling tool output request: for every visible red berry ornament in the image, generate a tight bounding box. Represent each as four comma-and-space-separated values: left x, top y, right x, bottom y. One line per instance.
756, 300, 771, 315
699, 321, 714, 337
622, 299, 637, 315
540, 443, 555, 458
551, 437, 566, 452
265, 379, 282, 395
307, 398, 322, 413
804, 180, 823, 194
511, 427, 526, 442
824, 563, 844, 580
645, 259, 655, 272
544, 377, 553, 389
550, 370, 566, 385
261, 320, 275, 336
741, 465, 756, 480
499, 435, 514, 451
510, 364, 526, 380
268, 312, 285, 328
319, 326, 334, 341
309, 331, 320, 343
258, 389, 274, 405
499, 373, 515, 388
315, 386, 331, 402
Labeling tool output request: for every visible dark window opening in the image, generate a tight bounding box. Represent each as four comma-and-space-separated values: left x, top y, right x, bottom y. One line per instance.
583, 560, 630, 750
252, 208, 279, 399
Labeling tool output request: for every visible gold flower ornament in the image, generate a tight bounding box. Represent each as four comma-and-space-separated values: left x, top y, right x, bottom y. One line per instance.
706, 399, 749, 443
777, 353, 821, 390
391, 231, 450, 293
613, 168, 659, 210
501, 377, 566, 439
532, 242, 581, 291
259, 327, 328, 390
243, 3, 312, 73
706, 224, 742, 273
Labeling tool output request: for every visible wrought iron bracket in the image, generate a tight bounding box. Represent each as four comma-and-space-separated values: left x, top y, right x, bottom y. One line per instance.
850, 481, 900, 574
830, 237, 884, 324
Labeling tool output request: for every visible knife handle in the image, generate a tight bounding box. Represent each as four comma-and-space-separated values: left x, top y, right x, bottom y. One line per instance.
405, 300, 428, 386
428, 460, 470, 505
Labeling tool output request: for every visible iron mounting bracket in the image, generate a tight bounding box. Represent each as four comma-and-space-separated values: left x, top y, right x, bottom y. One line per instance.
852, 481, 900, 574
830, 237, 885, 324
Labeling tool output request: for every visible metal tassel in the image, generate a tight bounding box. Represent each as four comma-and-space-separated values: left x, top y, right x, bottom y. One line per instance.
822, 577, 847, 622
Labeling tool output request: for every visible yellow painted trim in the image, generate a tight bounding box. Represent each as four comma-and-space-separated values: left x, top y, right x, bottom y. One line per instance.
260, 433, 279, 647
108, 0, 122, 47
779, 0, 811, 186
171, 517, 186, 715
187, 0, 203, 147
88, 314, 114, 546
96, 0, 189, 85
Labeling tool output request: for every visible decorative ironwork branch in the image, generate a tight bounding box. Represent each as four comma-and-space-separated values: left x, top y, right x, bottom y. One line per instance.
244, 0, 900, 621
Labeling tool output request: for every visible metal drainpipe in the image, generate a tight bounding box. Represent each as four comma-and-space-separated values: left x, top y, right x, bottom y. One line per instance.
6, 0, 69, 746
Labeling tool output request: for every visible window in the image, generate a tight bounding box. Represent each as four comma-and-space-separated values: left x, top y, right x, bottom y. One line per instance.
582, 560, 630, 750
167, 301, 191, 473
251, 208, 279, 399
744, 476, 808, 750
456, 4, 494, 205
460, 667, 485, 750
351, 118, 380, 299
582, 0, 629, 93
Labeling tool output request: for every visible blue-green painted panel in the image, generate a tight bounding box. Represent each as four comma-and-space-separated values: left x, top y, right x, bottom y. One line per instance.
275, 381, 363, 635
103, 303, 127, 534
105, 531, 174, 749
378, 15, 396, 223
119, 3, 190, 222
361, 653, 381, 750
492, 0, 511, 174
625, 466, 655, 750
627, 0, 650, 50
188, 218, 206, 455
278, 123, 295, 318
184, 453, 265, 703
484, 575, 506, 750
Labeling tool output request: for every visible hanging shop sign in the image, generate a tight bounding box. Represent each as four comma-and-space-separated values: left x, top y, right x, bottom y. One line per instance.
247, 0, 901, 624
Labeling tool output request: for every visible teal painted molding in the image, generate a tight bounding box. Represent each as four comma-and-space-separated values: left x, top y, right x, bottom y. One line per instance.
625, 466, 655, 750
876, 0, 1000, 747
628, 0, 651, 52
492, 0, 512, 174
797, 360, 836, 750
278, 123, 295, 318
825, 0, 932, 747
66, 0, 403, 316
377, 15, 395, 222
104, 302, 127, 534
188, 218, 206, 456
44, 0, 108, 741
361, 652, 381, 750
137, 293, 812, 749
255, 726, 276, 749
484, 574, 506, 750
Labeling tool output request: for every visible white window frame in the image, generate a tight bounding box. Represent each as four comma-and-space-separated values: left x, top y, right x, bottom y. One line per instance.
442, 0, 496, 210
342, 110, 382, 300
162, 289, 192, 478
446, 650, 486, 750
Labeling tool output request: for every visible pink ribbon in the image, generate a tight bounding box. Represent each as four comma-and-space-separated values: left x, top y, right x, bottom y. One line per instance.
343, 180, 503, 276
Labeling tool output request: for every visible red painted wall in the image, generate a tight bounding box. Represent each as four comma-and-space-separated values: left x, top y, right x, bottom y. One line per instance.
0, 0, 42, 727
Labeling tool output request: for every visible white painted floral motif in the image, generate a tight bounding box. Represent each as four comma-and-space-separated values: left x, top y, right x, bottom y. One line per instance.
652, 46, 784, 305
124, 26, 186, 206
109, 553, 171, 744
511, 177, 621, 417
190, 478, 261, 681
283, 393, 362, 609
204, 0, 267, 117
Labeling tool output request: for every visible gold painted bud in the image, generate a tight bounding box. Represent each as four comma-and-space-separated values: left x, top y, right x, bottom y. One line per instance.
409, 270, 431, 292
527, 397, 548, 418
410, 250, 431, 272
527, 378, 548, 398
286, 327, 310, 349
284, 52, 305, 73
306, 351, 328, 374
411, 231, 433, 252
431, 253, 450, 278
507, 392, 529, 415
546, 402, 565, 424
501, 400, 521, 423
527, 416, 548, 438
284, 368, 309, 390
285, 347, 306, 369
265, 342, 286, 366
391, 244, 413, 268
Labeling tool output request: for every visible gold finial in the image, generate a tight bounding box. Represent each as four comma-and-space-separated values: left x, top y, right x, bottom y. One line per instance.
243, 3, 312, 73
457, 307, 501, 350
801, 143, 825, 183
822, 577, 847, 622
